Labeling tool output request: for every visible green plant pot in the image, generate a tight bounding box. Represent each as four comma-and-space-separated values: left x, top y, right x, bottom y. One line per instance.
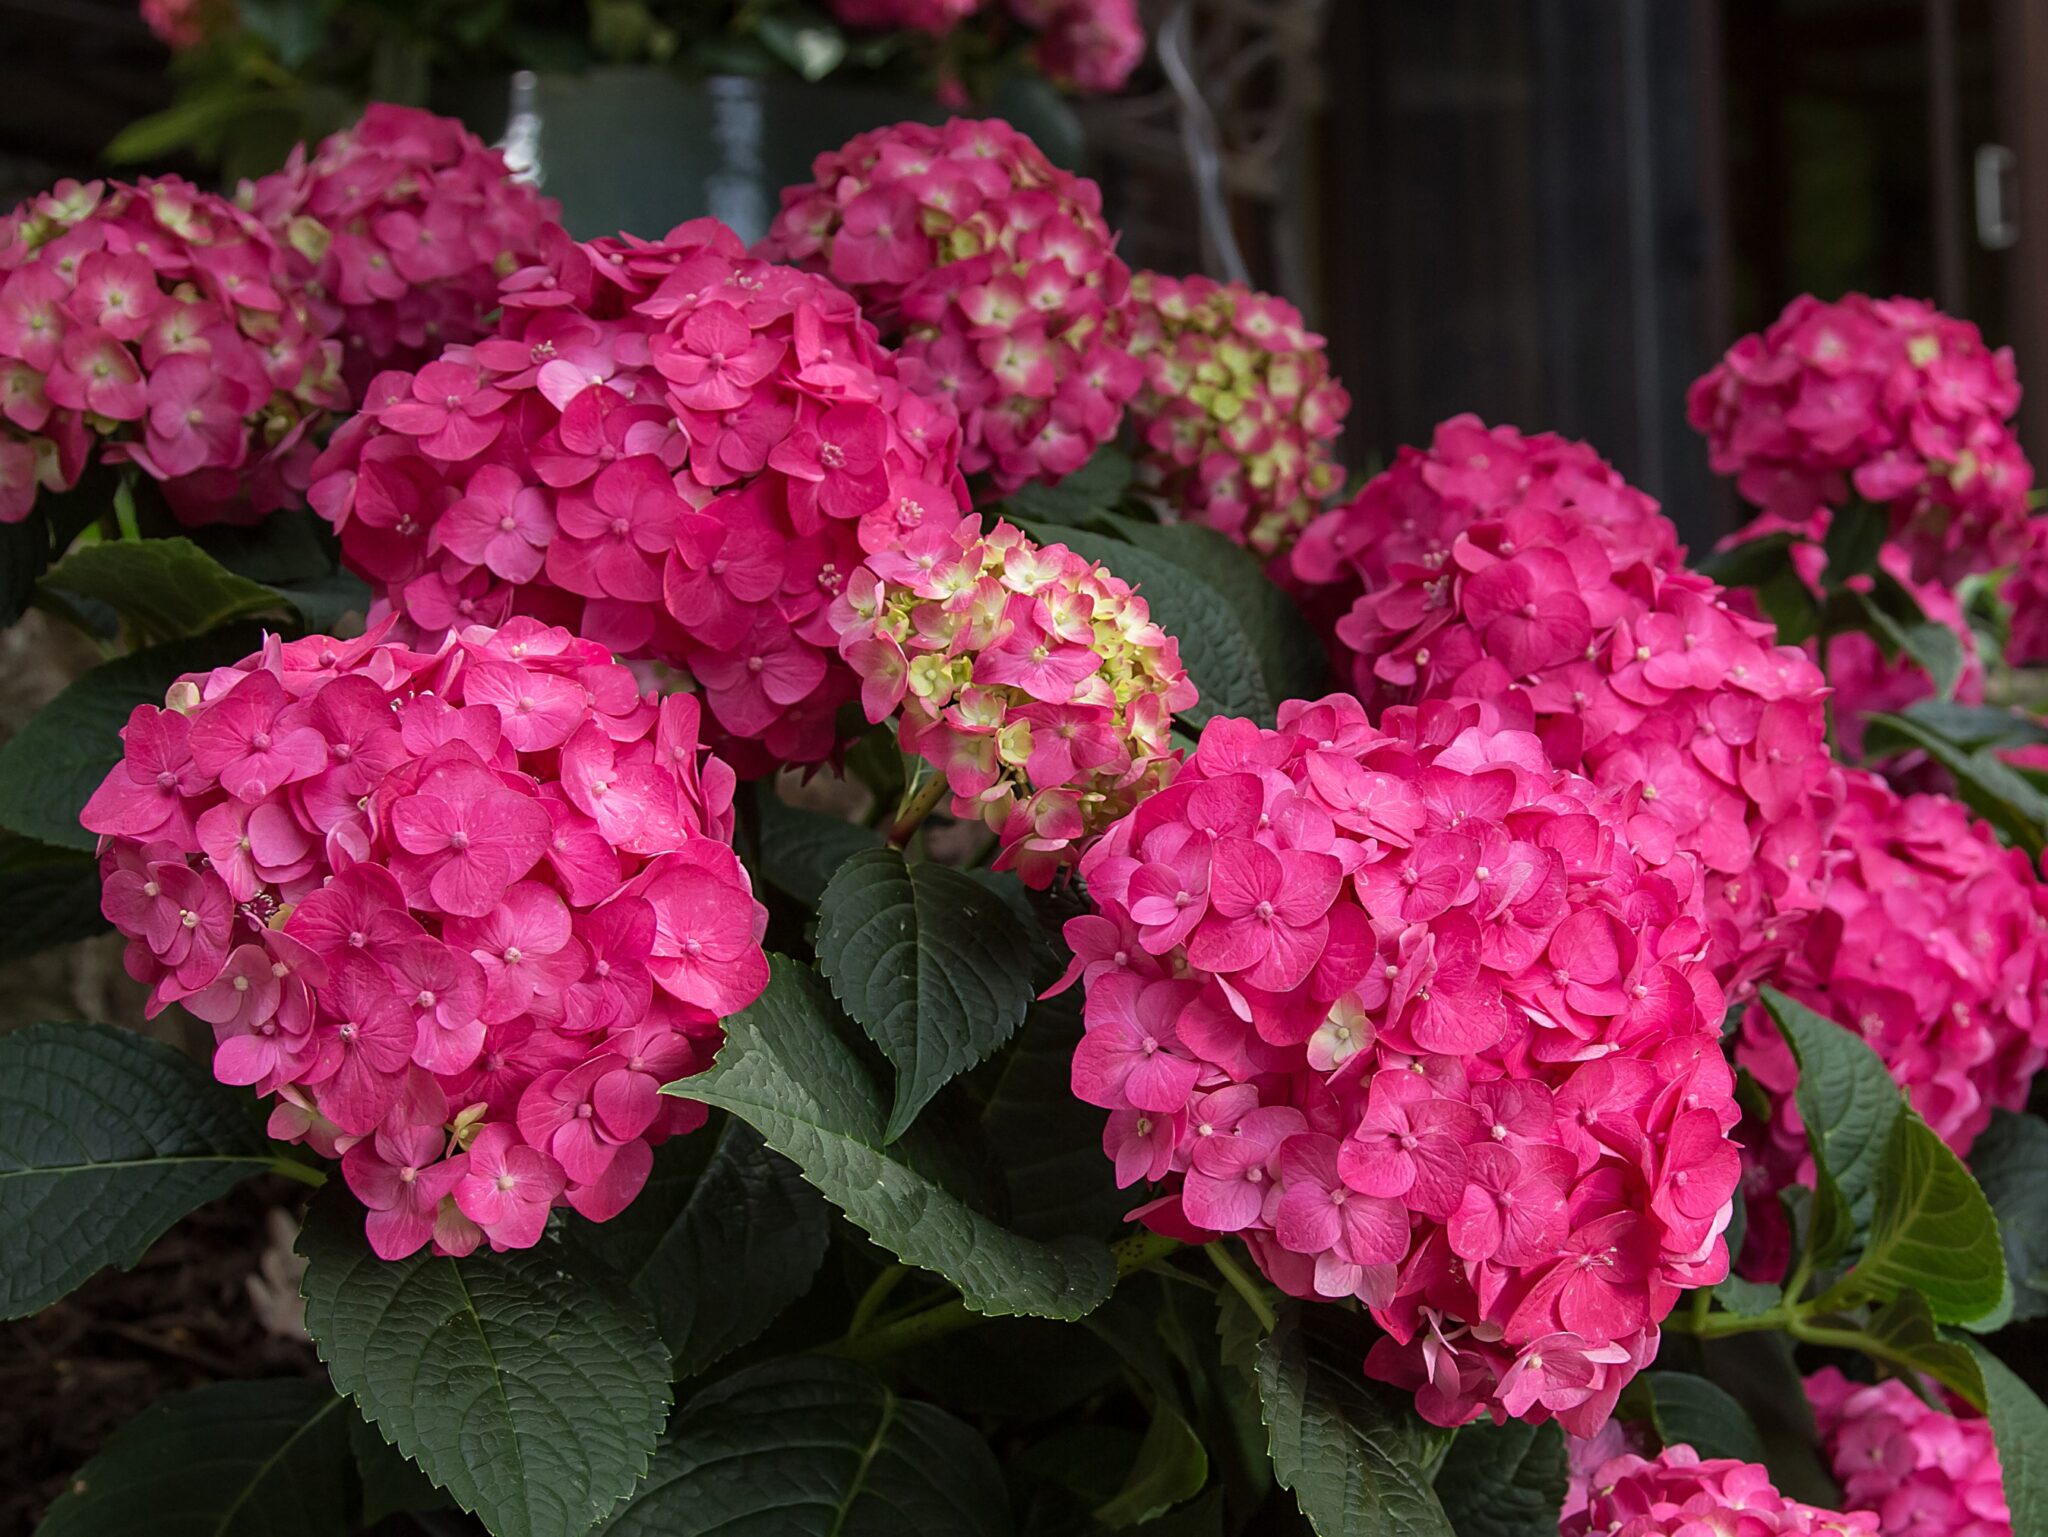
437, 66, 948, 244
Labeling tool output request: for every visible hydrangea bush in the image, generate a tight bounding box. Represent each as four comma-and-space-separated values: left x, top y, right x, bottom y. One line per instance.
4, 104, 2048, 1537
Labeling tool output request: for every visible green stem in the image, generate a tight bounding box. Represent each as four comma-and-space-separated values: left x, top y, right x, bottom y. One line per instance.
887, 775, 948, 847
829, 1232, 1183, 1364
846, 1265, 908, 1339
1785, 1316, 1934, 1381
1205, 1241, 1278, 1333
269, 1156, 327, 1188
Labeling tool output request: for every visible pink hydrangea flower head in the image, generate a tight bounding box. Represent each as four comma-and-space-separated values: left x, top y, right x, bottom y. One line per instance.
1122, 270, 1349, 557
834, 516, 1196, 884
1806, 1368, 2010, 1537
1019, 0, 1147, 93
243, 105, 561, 396
830, 0, 983, 34
140, 0, 223, 49
0, 174, 346, 525
1564, 1445, 1883, 1537
2001, 516, 2048, 667
1734, 768, 2048, 1272
761, 117, 1139, 492
307, 216, 969, 773
1688, 293, 2033, 586
1065, 697, 1739, 1432
84, 618, 766, 1259
1289, 414, 1843, 997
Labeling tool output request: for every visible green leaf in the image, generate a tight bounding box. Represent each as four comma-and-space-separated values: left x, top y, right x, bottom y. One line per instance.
604, 1356, 1011, 1537
34, 1378, 354, 1537
1761, 987, 1902, 1267
1636, 1371, 1766, 1465
978, 993, 1130, 1243
1816, 1110, 2005, 1326
665, 958, 1115, 1321
1972, 1344, 2048, 1537
1899, 699, 2048, 751
752, 786, 884, 907
817, 848, 1037, 1140
753, 7, 848, 80
1104, 517, 1328, 710
1693, 1332, 1841, 1510
0, 625, 263, 852
2, 477, 108, 628
41, 537, 290, 643
185, 510, 369, 634
1095, 1403, 1207, 1528
0, 1021, 275, 1319
1857, 1290, 1987, 1408
1820, 499, 1889, 586
1431, 1420, 1566, 1537
350, 1413, 452, 1527
1845, 585, 1966, 700
574, 1120, 830, 1379
1003, 446, 1135, 526
236, 0, 328, 66
1025, 523, 1268, 726
1970, 1110, 2048, 1323
296, 1188, 673, 1537
1256, 1311, 1453, 1537
1711, 1273, 1784, 1317
1858, 713, 2048, 857
0, 837, 109, 961
103, 89, 289, 162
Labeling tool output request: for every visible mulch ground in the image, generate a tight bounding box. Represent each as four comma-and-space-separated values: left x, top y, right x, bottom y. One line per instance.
0, 1178, 320, 1536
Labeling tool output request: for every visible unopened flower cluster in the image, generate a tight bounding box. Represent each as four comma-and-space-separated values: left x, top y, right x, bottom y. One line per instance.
245, 104, 559, 394
1687, 293, 2033, 586
309, 216, 967, 773
1807, 1367, 2011, 1537
762, 117, 1139, 492
0, 176, 346, 525
1564, 1445, 1879, 1537
1290, 415, 1840, 994
1737, 770, 2048, 1267
835, 517, 1194, 884
140, 0, 217, 49
1066, 697, 1738, 1433
81, 619, 768, 1258
827, 0, 1145, 92
1123, 270, 1348, 557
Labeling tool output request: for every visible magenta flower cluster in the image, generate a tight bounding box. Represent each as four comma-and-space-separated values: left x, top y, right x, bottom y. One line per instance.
1736, 770, 2048, 1263
80, 618, 768, 1258
826, 0, 1145, 92
1687, 293, 2033, 587
834, 517, 1195, 884
0, 177, 346, 526
2001, 518, 2048, 667
1807, 1367, 2011, 1537
244, 104, 560, 396
1065, 697, 1738, 1433
309, 216, 967, 775
1007, 0, 1146, 93
1290, 415, 1841, 995
1123, 270, 1349, 557
761, 118, 1139, 493
140, 0, 214, 49
1564, 1445, 1879, 1537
